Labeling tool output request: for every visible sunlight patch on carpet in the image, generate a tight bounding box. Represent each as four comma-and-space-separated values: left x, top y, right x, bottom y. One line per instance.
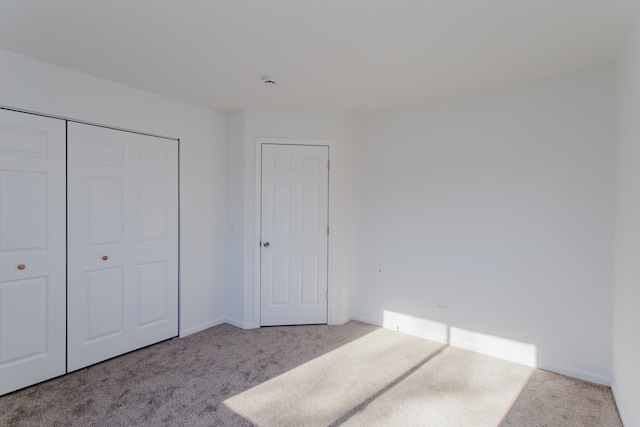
224, 328, 534, 426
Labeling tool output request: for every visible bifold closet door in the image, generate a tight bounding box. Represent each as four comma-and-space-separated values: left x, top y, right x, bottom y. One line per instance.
67, 122, 178, 372
0, 109, 66, 395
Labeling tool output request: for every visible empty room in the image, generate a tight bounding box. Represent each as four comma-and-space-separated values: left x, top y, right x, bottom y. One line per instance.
1, 1, 639, 425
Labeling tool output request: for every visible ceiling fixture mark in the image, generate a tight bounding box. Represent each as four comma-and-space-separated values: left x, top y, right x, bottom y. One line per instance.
262, 75, 278, 85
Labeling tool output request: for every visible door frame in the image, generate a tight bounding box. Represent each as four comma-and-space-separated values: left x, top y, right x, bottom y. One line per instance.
254, 138, 332, 327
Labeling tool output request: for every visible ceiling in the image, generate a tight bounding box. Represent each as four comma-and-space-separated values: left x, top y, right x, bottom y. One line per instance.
1, 0, 639, 114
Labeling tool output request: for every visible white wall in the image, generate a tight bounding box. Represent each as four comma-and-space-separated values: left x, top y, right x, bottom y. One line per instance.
351, 69, 615, 384
226, 110, 247, 324
225, 109, 349, 328
0, 49, 228, 336
613, 18, 640, 427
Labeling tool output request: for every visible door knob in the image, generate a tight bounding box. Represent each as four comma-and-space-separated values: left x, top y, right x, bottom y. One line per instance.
263, 242, 270, 248
17, 264, 26, 270
102, 255, 109, 261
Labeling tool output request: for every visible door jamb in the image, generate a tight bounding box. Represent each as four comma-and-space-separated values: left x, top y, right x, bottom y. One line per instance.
254, 138, 332, 327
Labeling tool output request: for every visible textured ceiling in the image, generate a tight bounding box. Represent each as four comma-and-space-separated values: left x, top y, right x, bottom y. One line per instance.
1, 0, 639, 113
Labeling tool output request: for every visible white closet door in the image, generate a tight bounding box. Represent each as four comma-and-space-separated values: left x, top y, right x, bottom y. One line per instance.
67, 122, 178, 372
0, 109, 66, 395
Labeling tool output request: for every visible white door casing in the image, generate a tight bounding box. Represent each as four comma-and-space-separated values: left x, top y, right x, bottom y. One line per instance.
0, 109, 66, 395
260, 144, 329, 326
67, 122, 178, 372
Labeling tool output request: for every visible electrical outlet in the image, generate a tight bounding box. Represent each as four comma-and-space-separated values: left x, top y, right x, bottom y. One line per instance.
436, 301, 448, 311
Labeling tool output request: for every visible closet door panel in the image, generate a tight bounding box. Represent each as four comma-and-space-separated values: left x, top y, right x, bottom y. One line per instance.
85, 267, 125, 342
0, 171, 47, 250
87, 177, 126, 245
67, 122, 178, 372
0, 109, 66, 396
130, 136, 178, 343
136, 260, 169, 327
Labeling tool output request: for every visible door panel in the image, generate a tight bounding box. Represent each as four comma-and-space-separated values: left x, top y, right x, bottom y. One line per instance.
85, 267, 125, 342
87, 177, 125, 245
136, 180, 168, 242
0, 277, 48, 362
0, 109, 66, 396
273, 183, 291, 234
0, 171, 47, 251
136, 261, 169, 327
301, 253, 319, 303
271, 253, 290, 305
261, 144, 328, 326
301, 185, 320, 235
67, 122, 178, 372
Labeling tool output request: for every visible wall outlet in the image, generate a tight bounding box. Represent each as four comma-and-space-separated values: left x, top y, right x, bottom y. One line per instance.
435, 301, 448, 311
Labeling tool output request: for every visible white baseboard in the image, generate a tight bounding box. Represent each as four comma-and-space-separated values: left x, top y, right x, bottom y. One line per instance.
225, 317, 259, 330
541, 364, 611, 386
448, 327, 538, 367
382, 311, 450, 344
350, 314, 379, 325
610, 386, 629, 426
179, 317, 226, 338
351, 313, 536, 368
352, 313, 449, 344
328, 315, 352, 325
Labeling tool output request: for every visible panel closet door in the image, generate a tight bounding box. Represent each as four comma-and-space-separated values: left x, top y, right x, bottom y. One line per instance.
0, 109, 66, 395
67, 122, 178, 372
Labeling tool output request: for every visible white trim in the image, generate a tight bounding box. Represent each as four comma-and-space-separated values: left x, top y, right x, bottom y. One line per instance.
611, 388, 627, 426
449, 329, 537, 367
254, 138, 334, 327
353, 313, 449, 344
178, 318, 226, 338
178, 317, 261, 337
350, 314, 380, 326
540, 365, 611, 386
328, 315, 352, 326
226, 317, 260, 330
0, 105, 179, 141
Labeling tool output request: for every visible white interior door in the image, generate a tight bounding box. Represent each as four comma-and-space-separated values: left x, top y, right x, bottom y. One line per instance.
261, 144, 329, 326
67, 122, 178, 372
0, 109, 66, 395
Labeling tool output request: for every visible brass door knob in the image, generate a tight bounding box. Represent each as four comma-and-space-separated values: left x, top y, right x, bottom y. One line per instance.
17, 264, 26, 270
102, 255, 109, 261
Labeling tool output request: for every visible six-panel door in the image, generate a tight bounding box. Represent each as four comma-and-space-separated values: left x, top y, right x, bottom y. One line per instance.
0, 109, 66, 395
261, 144, 329, 326
67, 122, 179, 372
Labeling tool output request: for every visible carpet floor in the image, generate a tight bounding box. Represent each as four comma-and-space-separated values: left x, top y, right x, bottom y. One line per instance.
0, 321, 621, 426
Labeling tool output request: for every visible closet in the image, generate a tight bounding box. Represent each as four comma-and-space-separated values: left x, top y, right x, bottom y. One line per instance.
0, 109, 179, 394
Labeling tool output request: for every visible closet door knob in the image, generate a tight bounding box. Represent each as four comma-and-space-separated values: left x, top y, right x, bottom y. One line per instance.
17, 264, 26, 270
263, 242, 270, 248
102, 255, 109, 261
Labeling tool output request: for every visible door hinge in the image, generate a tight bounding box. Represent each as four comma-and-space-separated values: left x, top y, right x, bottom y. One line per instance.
326, 290, 328, 299
327, 225, 330, 235
328, 160, 330, 170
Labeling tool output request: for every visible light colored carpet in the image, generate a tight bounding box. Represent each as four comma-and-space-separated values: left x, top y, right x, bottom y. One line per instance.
0, 321, 621, 426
